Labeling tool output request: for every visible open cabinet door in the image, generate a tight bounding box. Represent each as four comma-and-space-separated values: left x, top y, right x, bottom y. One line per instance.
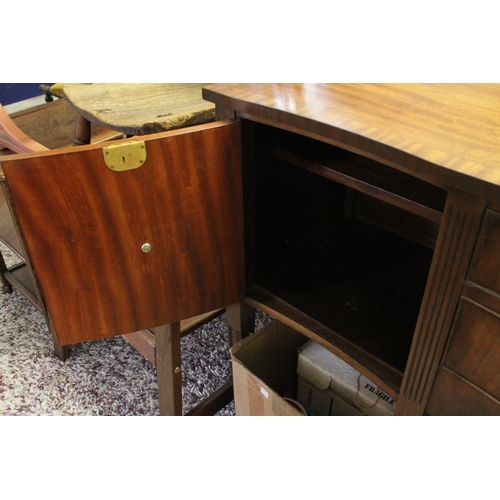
1, 120, 244, 346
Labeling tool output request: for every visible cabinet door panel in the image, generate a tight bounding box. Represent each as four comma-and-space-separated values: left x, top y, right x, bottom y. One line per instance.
2, 121, 244, 345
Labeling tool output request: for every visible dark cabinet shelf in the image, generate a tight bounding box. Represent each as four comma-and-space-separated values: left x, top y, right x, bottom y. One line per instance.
249, 123, 444, 398
275, 148, 445, 223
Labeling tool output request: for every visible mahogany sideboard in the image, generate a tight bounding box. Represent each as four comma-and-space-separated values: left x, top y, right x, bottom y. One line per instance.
3, 84, 499, 416
202, 83, 500, 416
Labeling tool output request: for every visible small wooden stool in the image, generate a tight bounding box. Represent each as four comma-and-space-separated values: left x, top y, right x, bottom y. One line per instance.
63, 83, 216, 145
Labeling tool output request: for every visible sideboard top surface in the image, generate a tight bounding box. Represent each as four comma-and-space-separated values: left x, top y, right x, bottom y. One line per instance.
203, 83, 500, 200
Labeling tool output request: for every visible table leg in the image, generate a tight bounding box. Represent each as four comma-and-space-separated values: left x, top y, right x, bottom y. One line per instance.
154, 323, 183, 416
73, 114, 91, 146
0, 251, 13, 293
226, 302, 256, 346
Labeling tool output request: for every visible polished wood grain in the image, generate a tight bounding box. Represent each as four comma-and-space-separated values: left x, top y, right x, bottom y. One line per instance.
468, 209, 500, 295
203, 84, 500, 200
462, 282, 500, 317
2, 121, 244, 346
204, 84, 500, 415
64, 83, 216, 136
426, 366, 500, 416
445, 298, 500, 400
395, 190, 486, 415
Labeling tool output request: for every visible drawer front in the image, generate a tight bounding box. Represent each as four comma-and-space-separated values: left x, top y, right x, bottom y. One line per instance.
468, 209, 500, 294
2, 121, 245, 345
445, 298, 500, 401
426, 367, 500, 416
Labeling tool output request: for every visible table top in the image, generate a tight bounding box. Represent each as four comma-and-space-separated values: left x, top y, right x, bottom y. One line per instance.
203, 83, 500, 200
64, 83, 216, 136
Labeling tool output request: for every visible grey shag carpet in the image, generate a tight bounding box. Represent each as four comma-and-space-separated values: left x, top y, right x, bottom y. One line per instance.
0, 242, 269, 416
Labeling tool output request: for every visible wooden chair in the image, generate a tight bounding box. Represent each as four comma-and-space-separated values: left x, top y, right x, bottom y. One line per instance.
0, 103, 244, 415
0, 103, 47, 302
1, 100, 120, 307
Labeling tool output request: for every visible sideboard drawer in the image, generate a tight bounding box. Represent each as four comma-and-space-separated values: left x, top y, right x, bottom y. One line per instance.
468, 209, 500, 294
445, 298, 500, 401
426, 367, 500, 416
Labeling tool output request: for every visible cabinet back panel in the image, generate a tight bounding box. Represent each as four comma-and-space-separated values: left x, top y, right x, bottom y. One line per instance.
255, 218, 434, 373
356, 193, 440, 249
254, 156, 345, 269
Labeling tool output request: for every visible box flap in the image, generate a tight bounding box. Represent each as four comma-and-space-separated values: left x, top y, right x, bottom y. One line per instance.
230, 320, 306, 416
232, 358, 303, 416
231, 320, 305, 395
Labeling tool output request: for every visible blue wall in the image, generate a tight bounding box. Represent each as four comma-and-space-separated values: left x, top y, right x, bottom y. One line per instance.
0, 83, 52, 105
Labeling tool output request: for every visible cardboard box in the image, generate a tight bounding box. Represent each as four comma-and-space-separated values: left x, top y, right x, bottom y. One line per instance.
296, 341, 397, 416
230, 320, 307, 416
297, 376, 364, 416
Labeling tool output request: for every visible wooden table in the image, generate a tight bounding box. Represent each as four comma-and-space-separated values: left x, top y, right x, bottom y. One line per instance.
63, 83, 216, 145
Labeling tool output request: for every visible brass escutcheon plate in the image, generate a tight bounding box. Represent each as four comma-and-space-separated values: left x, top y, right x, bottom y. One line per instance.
103, 140, 147, 171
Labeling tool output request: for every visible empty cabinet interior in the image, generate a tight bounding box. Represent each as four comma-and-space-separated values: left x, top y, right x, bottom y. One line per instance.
246, 123, 448, 398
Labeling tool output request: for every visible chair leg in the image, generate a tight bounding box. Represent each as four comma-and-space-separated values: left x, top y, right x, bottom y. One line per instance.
153, 323, 183, 416
0, 250, 13, 293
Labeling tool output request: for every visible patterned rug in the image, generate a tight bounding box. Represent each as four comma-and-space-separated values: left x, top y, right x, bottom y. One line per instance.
0, 242, 268, 416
